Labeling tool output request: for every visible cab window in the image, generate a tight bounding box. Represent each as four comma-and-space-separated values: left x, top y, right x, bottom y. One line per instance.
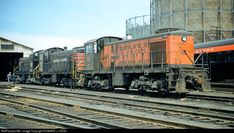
85, 43, 93, 54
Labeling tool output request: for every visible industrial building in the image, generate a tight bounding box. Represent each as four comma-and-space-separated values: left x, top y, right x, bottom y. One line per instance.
127, 0, 234, 44
0, 37, 33, 81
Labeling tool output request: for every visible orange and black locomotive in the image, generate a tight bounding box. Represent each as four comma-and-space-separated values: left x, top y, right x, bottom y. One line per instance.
17, 31, 211, 94
82, 31, 211, 93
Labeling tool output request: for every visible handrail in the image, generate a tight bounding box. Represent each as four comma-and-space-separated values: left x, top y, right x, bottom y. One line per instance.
72, 60, 82, 80
194, 52, 204, 64
13, 66, 19, 74
33, 65, 40, 78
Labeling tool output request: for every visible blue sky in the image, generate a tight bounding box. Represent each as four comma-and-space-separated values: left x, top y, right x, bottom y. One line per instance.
0, 0, 149, 51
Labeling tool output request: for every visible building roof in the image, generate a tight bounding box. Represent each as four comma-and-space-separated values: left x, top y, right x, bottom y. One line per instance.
0, 36, 34, 50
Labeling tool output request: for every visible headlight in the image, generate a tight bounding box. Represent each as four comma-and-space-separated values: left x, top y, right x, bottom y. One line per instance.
181, 36, 187, 42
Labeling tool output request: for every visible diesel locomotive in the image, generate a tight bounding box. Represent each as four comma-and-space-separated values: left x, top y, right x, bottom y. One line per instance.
17, 31, 211, 94
18, 47, 85, 86
83, 31, 211, 93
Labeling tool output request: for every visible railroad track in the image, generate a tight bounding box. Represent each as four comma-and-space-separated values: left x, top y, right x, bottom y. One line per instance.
0, 94, 178, 129
0, 85, 234, 129
3, 83, 234, 103
0, 98, 104, 129
17, 86, 234, 112
186, 93, 234, 102
2, 83, 234, 103
0, 113, 64, 129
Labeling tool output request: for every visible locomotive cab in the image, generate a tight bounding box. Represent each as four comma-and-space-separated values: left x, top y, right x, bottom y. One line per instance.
84, 36, 123, 89
84, 37, 123, 71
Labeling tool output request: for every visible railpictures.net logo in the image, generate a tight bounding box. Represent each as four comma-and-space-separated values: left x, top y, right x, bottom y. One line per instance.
1, 129, 67, 133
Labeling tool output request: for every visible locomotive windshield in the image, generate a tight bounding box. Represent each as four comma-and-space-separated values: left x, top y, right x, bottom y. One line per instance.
85, 43, 94, 54
85, 37, 122, 55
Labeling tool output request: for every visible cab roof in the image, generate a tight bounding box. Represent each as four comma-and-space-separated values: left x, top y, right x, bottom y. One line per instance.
84, 36, 123, 44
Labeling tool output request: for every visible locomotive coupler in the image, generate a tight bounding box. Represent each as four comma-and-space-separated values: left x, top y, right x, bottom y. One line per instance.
176, 68, 211, 93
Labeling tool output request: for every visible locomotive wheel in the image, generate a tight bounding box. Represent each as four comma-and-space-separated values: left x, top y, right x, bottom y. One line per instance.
107, 80, 114, 91
138, 86, 146, 96
108, 86, 114, 91
124, 85, 130, 92
138, 90, 146, 96
158, 88, 169, 95
125, 87, 129, 92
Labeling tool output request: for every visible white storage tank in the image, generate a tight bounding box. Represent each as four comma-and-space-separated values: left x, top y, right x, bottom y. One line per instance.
150, 0, 234, 43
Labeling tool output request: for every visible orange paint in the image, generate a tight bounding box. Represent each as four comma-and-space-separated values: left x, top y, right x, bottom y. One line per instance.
195, 44, 234, 54
72, 53, 85, 70
167, 35, 194, 64
101, 34, 195, 70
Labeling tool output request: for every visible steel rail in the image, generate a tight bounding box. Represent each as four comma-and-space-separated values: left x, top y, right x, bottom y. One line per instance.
0, 96, 172, 129
0, 111, 94, 129
0, 91, 229, 129
1, 84, 234, 128
0, 97, 132, 129
19, 86, 234, 114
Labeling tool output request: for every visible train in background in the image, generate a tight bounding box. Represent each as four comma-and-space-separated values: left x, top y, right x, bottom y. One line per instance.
17, 50, 42, 83
16, 31, 211, 94
17, 47, 85, 87
195, 38, 234, 82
